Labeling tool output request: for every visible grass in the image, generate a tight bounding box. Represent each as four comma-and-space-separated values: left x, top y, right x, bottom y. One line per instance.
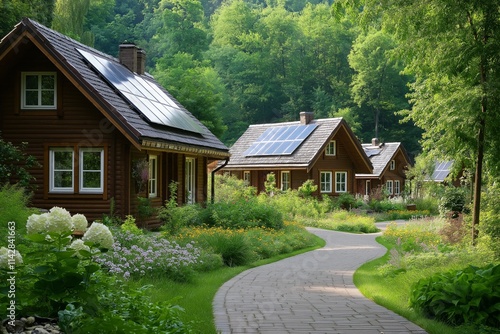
301, 210, 379, 233
353, 237, 458, 334
130, 233, 325, 333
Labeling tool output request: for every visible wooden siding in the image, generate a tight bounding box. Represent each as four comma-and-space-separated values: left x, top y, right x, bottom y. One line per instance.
0, 46, 132, 222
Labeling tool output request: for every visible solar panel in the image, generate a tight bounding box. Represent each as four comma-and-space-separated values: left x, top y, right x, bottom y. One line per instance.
77, 49, 203, 134
431, 161, 453, 181
244, 124, 317, 156
364, 148, 381, 158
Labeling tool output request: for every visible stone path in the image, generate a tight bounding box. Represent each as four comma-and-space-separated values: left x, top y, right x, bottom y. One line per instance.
213, 225, 428, 334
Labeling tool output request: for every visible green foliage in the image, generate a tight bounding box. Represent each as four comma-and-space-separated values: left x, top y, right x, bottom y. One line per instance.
120, 215, 143, 235
335, 192, 356, 210
264, 172, 277, 195
0, 136, 40, 190
0, 184, 37, 238
439, 187, 469, 217
410, 264, 500, 327
298, 179, 317, 198
158, 181, 184, 235
201, 232, 254, 267
305, 210, 378, 233
214, 174, 257, 202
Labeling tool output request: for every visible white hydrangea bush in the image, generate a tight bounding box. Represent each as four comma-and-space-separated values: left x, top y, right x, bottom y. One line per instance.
46, 207, 73, 234
72, 214, 89, 232
82, 222, 114, 250
0, 247, 23, 269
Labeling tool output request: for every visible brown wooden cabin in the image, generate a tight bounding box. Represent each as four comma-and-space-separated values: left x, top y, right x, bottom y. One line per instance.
0, 19, 229, 228
355, 139, 411, 198
221, 112, 373, 198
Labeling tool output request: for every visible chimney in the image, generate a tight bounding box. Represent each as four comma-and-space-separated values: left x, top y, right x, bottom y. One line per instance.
119, 42, 137, 73
371, 138, 380, 146
136, 48, 146, 75
300, 112, 314, 125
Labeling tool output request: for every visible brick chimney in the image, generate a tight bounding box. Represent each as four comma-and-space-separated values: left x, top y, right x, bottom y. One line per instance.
300, 112, 314, 125
136, 48, 146, 75
119, 43, 137, 72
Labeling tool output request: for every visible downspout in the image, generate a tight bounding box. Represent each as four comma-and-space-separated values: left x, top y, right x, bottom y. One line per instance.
211, 158, 229, 203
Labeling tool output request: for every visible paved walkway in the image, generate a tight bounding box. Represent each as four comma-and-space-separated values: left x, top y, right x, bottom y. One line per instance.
213, 225, 427, 334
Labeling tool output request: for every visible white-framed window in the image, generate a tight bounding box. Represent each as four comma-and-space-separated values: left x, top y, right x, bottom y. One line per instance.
325, 140, 336, 156
394, 180, 401, 196
79, 148, 104, 193
149, 155, 158, 198
335, 171, 347, 193
320, 171, 332, 193
281, 171, 290, 191
185, 157, 195, 204
22, 72, 57, 109
243, 171, 251, 185
365, 180, 371, 196
386, 180, 394, 195
390, 160, 396, 170
49, 148, 74, 193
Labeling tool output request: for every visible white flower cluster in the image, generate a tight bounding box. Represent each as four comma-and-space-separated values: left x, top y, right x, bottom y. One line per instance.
72, 214, 88, 232
0, 247, 23, 270
26, 207, 89, 235
46, 207, 73, 234
68, 239, 91, 258
82, 222, 114, 249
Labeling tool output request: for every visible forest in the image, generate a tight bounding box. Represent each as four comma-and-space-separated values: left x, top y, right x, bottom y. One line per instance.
0, 0, 421, 155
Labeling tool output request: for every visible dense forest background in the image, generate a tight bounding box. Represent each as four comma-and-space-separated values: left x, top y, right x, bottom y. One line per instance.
1, 0, 421, 155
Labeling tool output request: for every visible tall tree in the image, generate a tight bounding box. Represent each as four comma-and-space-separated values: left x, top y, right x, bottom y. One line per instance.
348, 30, 409, 141
52, 0, 94, 45
335, 0, 500, 241
1, 0, 55, 37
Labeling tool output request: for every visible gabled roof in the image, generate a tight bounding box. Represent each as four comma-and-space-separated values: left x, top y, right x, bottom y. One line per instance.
356, 142, 411, 179
0, 18, 229, 158
225, 117, 372, 173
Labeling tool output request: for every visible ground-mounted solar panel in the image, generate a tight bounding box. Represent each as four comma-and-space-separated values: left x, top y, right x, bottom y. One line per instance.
244, 124, 317, 156
77, 49, 203, 134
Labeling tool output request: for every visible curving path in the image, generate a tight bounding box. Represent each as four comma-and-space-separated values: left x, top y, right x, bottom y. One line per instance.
213, 225, 427, 334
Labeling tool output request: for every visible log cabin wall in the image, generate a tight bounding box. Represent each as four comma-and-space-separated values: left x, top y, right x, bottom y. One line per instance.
0, 44, 131, 222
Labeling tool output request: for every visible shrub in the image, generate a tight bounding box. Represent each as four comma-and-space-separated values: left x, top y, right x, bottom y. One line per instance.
304, 210, 378, 233
199, 229, 255, 267
0, 136, 40, 190
335, 193, 356, 210
410, 263, 500, 327
121, 215, 143, 235
297, 179, 317, 198
0, 184, 37, 239
439, 186, 469, 217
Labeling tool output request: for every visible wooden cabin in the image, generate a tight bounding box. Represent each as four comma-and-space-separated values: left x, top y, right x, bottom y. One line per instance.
355, 139, 411, 198
0, 19, 229, 228
221, 112, 372, 198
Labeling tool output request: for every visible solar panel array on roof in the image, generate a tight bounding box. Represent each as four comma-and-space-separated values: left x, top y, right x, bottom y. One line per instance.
77, 48, 203, 134
432, 161, 453, 182
244, 124, 317, 156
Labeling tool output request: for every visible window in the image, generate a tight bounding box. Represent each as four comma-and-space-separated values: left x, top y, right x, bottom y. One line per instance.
185, 158, 195, 204
149, 155, 158, 198
320, 171, 332, 193
243, 171, 251, 185
325, 141, 336, 156
335, 172, 347, 193
365, 180, 371, 196
49, 147, 105, 194
50, 148, 74, 193
394, 180, 401, 196
22, 72, 57, 109
79, 148, 104, 193
386, 180, 394, 195
390, 160, 396, 170
281, 171, 290, 191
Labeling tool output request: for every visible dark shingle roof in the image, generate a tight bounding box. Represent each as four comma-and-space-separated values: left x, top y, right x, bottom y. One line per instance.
357, 142, 407, 178
226, 117, 371, 172
3, 18, 229, 157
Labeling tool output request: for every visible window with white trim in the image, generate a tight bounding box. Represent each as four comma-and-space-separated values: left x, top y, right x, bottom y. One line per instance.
325, 140, 336, 156
390, 160, 396, 170
185, 157, 195, 204
320, 171, 332, 193
50, 148, 74, 193
79, 148, 104, 193
281, 171, 290, 191
386, 180, 394, 195
243, 171, 251, 185
335, 171, 347, 193
394, 180, 401, 196
22, 72, 57, 109
149, 155, 158, 198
